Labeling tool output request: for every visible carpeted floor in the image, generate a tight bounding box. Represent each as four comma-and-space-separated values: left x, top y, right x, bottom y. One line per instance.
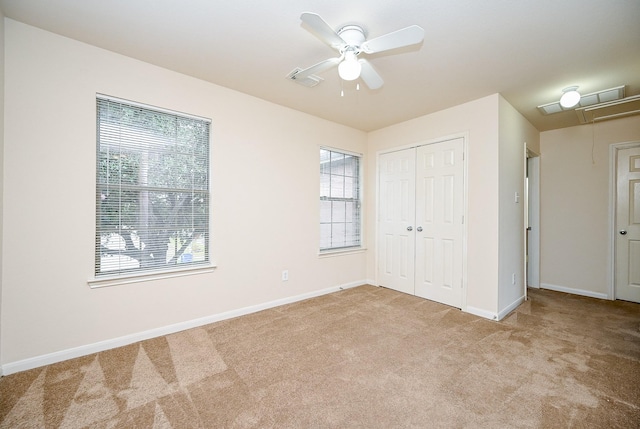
0, 285, 639, 428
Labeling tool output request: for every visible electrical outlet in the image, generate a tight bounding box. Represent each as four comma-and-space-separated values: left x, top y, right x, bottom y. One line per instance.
282, 270, 289, 281
511, 273, 516, 285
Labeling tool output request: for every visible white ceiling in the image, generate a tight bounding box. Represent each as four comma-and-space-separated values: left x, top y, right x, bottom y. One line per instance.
1, 0, 639, 132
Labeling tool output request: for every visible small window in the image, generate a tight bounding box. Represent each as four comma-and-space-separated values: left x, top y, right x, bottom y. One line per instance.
96, 96, 210, 277
320, 148, 362, 251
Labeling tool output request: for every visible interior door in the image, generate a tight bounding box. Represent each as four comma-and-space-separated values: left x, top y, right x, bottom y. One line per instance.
615, 145, 640, 303
378, 148, 416, 295
414, 139, 464, 308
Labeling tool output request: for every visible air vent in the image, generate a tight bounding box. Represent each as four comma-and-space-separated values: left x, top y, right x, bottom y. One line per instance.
286, 68, 323, 87
575, 94, 640, 124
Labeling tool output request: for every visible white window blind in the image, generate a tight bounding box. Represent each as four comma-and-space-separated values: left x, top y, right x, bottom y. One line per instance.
96, 96, 210, 277
320, 148, 361, 251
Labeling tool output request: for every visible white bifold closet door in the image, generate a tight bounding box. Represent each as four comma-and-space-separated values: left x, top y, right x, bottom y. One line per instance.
378, 138, 464, 308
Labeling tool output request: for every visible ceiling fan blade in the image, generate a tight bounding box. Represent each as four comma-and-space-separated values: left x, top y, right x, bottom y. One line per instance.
359, 59, 384, 90
293, 57, 341, 80
300, 12, 345, 50
361, 25, 425, 54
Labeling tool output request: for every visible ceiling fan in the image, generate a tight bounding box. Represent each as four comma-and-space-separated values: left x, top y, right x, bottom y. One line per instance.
292, 12, 425, 90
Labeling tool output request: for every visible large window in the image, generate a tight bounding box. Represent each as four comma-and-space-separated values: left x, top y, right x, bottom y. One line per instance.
320, 148, 362, 251
96, 95, 210, 277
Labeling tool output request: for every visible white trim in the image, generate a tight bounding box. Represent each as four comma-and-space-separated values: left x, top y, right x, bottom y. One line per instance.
608, 144, 616, 300
540, 283, 609, 300
461, 133, 470, 312
498, 295, 525, 321
96, 93, 212, 123
373, 147, 381, 287
318, 247, 367, 258
375, 132, 469, 156
88, 264, 217, 288
466, 306, 497, 321
1, 281, 366, 376
608, 141, 640, 301
319, 145, 363, 158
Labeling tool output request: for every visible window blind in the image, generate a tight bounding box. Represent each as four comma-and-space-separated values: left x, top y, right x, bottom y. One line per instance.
96, 96, 210, 276
320, 148, 361, 251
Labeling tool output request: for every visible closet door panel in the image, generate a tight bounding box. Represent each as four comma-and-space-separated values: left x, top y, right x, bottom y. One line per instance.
415, 139, 464, 308
377, 149, 416, 295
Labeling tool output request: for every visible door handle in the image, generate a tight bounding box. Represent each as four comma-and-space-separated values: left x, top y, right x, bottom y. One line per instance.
620, 230, 627, 235
407, 226, 413, 231
417, 226, 423, 232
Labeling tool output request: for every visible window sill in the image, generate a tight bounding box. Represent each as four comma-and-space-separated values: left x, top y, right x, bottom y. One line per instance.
318, 247, 367, 258
88, 263, 217, 289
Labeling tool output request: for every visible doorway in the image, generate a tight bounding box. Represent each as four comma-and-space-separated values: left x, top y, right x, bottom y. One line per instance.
526, 150, 540, 289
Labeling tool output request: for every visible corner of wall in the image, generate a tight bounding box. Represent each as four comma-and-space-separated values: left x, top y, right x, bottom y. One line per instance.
496, 96, 539, 316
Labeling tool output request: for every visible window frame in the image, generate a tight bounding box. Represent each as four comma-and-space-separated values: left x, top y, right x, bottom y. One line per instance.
319, 146, 363, 254
91, 94, 214, 287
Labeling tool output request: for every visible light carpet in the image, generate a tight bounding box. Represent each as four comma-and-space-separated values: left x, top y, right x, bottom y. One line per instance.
1, 286, 638, 428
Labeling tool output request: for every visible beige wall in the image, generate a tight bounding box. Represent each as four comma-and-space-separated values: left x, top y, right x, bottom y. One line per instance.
497, 96, 539, 315
540, 116, 640, 297
7, 15, 612, 370
366, 95, 501, 316
1, 20, 367, 367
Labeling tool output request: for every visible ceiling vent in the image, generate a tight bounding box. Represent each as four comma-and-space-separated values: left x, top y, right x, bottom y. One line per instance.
286, 68, 323, 88
575, 94, 640, 124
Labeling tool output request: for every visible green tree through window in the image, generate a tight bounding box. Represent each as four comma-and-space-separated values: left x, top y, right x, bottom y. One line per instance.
96, 96, 210, 276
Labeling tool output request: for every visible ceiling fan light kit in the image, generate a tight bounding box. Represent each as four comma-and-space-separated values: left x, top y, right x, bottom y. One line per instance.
289, 12, 425, 90
338, 50, 361, 80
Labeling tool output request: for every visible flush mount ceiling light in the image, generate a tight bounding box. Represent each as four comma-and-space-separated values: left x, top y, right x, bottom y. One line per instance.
537, 85, 626, 115
560, 86, 581, 108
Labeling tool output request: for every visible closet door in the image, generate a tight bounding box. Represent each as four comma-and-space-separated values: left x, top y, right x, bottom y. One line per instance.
414, 138, 464, 308
378, 148, 416, 295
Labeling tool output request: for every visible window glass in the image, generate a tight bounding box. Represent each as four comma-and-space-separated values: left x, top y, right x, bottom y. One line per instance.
96, 96, 210, 276
320, 149, 361, 251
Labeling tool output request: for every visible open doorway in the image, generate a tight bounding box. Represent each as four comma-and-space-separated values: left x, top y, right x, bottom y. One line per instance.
526, 149, 540, 290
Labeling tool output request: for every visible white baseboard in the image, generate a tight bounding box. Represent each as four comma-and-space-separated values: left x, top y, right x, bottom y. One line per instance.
467, 296, 525, 322
540, 283, 609, 300
498, 295, 525, 321
1, 280, 366, 376
465, 306, 497, 321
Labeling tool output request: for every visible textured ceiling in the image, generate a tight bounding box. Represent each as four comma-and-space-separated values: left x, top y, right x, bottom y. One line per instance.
1, 0, 639, 132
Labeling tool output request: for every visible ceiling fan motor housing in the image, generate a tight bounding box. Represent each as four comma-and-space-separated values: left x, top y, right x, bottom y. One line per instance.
337, 25, 366, 53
